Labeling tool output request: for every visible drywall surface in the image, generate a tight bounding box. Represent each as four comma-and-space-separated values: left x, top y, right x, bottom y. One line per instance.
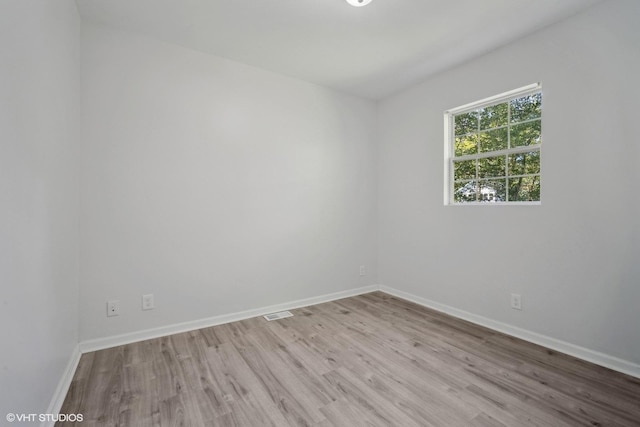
377, 0, 640, 364
0, 0, 80, 416
79, 24, 378, 340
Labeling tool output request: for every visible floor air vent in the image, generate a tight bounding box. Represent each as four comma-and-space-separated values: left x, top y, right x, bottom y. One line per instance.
263, 311, 293, 321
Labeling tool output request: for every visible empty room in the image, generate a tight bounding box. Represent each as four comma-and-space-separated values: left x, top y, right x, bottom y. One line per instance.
2, 0, 640, 425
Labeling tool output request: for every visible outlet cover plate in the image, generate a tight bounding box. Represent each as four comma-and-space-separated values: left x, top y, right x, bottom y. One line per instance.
107, 300, 120, 317
511, 293, 522, 310
142, 294, 154, 310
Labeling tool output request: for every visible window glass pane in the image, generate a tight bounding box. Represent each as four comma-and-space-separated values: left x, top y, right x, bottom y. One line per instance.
454, 159, 476, 181
479, 102, 508, 130
479, 179, 506, 202
510, 93, 541, 123
454, 134, 477, 156
508, 176, 540, 201
478, 156, 506, 178
510, 120, 541, 148
454, 111, 478, 136
478, 127, 507, 153
454, 180, 477, 203
508, 151, 540, 176
448, 86, 542, 204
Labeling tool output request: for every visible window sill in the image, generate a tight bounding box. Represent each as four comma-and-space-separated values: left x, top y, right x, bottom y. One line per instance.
445, 201, 541, 206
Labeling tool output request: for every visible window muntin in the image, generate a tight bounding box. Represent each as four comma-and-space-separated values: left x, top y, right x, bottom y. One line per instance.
446, 84, 542, 204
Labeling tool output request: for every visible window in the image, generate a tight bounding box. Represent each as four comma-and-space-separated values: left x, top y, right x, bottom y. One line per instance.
444, 83, 542, 205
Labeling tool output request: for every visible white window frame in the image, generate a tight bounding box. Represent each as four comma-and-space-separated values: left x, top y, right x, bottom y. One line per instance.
444, 83, 542, 206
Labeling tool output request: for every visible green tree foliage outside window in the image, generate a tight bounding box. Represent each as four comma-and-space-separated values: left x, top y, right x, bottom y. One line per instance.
449, 88, 541, 204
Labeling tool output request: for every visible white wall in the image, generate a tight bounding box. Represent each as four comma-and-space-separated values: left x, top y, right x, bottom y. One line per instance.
79, 24, 378, 341
0, 0, 80, 417
378, 0, 640, 365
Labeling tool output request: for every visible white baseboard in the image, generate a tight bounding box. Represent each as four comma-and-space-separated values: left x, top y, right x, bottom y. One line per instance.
79, 285, 379, 353
380, 285, 640, 379
52, 283, 638, 422
43, 344, 81, 427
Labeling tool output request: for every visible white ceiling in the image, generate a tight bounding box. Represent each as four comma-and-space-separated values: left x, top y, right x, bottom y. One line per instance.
75, 0, 601, 100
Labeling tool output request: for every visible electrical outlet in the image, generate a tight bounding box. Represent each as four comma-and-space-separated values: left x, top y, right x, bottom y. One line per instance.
359, 265, 365, 276
107, 300, 120, 317
142, 294, 154, 310
511, 293, 522, 310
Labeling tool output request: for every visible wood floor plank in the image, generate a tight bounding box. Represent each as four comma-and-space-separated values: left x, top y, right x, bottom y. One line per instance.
322, 368, 424, 427
228, 327, 327, 425
327, 332, 481, 424
57, 292, 640, 426
319, 397, 387, 427
468, 412, 509, 427
204, 341, 292, 426
118, 361, 160, 427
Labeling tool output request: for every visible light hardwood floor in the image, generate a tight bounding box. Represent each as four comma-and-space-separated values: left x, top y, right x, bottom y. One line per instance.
58, 292, 640, 426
